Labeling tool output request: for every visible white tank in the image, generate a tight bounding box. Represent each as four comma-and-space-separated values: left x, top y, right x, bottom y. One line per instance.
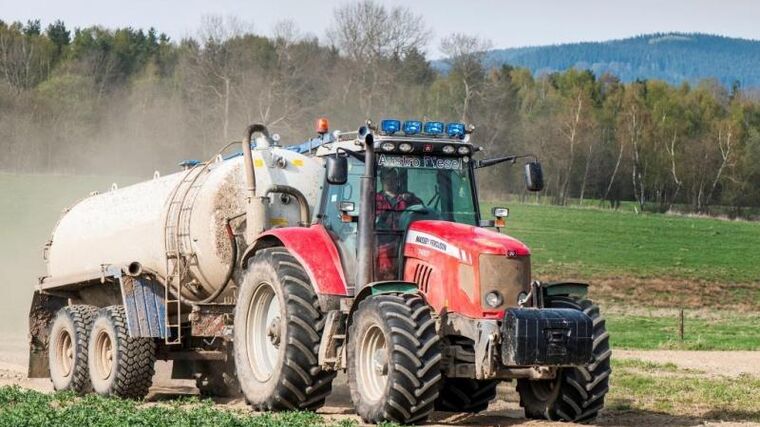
45, 146, 325, 302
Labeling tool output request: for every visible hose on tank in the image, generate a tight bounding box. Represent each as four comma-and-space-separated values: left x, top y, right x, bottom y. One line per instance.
198, 213, 244, 304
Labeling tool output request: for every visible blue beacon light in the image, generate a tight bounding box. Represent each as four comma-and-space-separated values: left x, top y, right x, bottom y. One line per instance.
380, 119, 401, 135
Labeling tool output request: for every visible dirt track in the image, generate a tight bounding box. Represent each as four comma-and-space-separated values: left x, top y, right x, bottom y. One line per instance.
0, 340, 757, 427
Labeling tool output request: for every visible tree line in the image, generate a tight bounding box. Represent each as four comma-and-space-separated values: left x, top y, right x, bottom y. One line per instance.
1, 3, 758, 217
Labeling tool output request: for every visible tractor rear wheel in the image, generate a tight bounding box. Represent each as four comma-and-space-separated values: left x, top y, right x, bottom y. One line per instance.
234, 248, 335, 411
435, 377, 498, 413
348, 293, 442, 424
516, 296, 611, 422
88, 305, 156, 399
48, 305, 98, 393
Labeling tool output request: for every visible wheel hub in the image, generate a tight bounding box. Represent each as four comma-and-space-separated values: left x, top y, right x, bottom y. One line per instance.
246, 283, 282, 382
267, 316, 281, 347
357, 325, 388, 402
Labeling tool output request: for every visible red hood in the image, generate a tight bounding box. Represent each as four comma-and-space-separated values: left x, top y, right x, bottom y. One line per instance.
405, 220, 530, 262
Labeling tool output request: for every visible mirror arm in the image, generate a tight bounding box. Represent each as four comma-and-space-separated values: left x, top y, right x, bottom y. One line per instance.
337, 147, 366, 163
473, 154, 537, 169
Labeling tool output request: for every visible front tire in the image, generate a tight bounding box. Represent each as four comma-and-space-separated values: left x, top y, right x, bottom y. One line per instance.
348, 293, 442, 424
516, 296, 611, 422
234, 248, 335, 411
48, 305, 98, 393
435, 377, 498, 413
88, 305, 156, 399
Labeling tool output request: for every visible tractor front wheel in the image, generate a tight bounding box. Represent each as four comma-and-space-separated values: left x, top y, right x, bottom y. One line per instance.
516, 296, 611, 422
348, 293, 442, 424
435, 377, 498, 413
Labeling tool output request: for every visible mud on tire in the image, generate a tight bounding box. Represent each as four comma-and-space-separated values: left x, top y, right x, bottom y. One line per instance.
348, 293, 442, 424
48, 305, 98, 393
88, 305, 156, 399
435, 377, 498, 413
516, 296, 611, 422
234, 248, 335, 411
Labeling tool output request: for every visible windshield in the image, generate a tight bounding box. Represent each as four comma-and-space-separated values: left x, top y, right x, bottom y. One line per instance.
375, 154, 478, 231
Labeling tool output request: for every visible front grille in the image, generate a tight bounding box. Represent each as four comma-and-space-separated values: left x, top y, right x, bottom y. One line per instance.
413, 263, 433, 293
479, 254, 531, 309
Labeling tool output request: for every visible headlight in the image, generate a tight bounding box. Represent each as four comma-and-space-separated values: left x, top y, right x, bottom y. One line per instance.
381, 142, 395, 152
485, 291, 503, 308
457, 145, 470, 155
442, 145, 455, 154
399, 142, 413, 152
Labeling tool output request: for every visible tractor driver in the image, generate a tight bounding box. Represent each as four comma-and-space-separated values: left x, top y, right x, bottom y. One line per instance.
375, 168, 422, 231
375, 168, 422, 280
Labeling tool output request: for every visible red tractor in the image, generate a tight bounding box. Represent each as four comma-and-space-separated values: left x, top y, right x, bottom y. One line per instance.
30, 118, 610, 425
235, 119, 611, 423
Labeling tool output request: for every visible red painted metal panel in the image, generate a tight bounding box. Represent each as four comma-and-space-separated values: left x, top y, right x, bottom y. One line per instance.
256, 225, 348, 296
403, 220, 531, 319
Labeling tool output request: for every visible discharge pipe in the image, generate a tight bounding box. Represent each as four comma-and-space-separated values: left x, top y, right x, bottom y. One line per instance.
242, 124, 271, 241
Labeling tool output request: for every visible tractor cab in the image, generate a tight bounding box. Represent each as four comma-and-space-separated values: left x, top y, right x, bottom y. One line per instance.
311, 118, 542, 293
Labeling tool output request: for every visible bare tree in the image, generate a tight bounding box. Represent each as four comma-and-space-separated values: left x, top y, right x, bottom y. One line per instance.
440, 33, 492, 122
328, 1, 430, 116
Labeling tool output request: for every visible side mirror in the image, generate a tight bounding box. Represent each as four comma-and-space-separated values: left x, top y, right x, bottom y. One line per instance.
524, 161, 544, 192
326, 155, 348, 185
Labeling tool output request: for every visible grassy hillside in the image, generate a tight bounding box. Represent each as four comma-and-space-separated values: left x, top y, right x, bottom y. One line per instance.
494, 202, 760, 284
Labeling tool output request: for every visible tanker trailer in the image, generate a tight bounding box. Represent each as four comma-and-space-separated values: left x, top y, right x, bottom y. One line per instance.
29, 124, 324, 397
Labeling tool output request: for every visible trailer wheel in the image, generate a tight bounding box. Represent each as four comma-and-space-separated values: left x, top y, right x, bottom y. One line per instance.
348, 293, 442, 424
435, 377, 498, 413
234, 248, 335, 411
88, 305, 156, 399
516, 296, 611, 423
48, 305, 98, 393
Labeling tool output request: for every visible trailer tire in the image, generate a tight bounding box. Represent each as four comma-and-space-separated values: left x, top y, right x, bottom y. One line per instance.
48, 305, 98, 393
88, 305, 156, 399
348, 293, 442, 424
234, 248, 335, 411
516, 296, 611, 423
435, 378, 498, 413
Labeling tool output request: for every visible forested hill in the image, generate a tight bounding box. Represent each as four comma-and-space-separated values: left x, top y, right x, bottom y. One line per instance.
442, 33, 760, 87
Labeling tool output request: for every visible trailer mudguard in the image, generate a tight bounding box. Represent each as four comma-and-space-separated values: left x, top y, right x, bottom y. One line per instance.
241, 224, 349, 296
28, 291, 67, 378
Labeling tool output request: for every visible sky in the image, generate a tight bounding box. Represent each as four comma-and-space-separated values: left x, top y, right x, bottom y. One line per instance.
2, 0, 760, 57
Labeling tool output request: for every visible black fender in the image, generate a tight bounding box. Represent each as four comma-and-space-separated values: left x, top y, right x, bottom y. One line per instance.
542, 281, 589, 299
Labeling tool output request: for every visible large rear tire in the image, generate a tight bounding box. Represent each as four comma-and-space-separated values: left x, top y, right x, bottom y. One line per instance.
234, 248, 335, 411
516, 296, 611, 422
88, 305, 156, 399
435, 377, 498, 413
348, 293, 442, 424
48, 305, 98, 393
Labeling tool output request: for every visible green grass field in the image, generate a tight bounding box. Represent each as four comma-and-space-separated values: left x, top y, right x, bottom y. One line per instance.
608, 312, 760, 350
486, 202, 760, 284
